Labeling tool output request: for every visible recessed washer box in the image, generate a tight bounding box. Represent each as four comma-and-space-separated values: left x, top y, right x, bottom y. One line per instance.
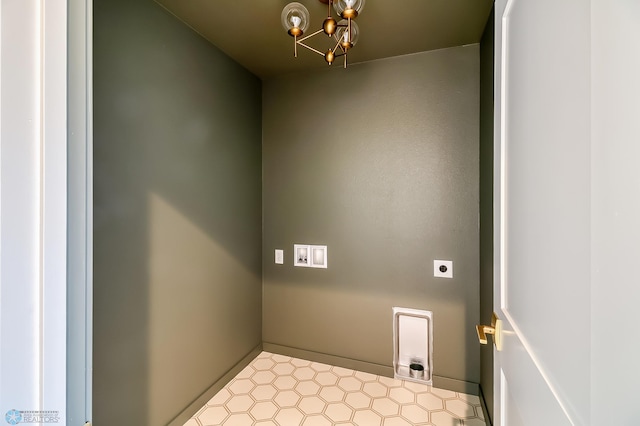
294, 244, 310, 267
294, 244, 327, 268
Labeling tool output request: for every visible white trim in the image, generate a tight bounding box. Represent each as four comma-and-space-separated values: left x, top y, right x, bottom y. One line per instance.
1, 0, 46, 413
85, 0, 94, 417
0, 0, 3, 411
67, 0, 93, 421
0, 0, 69, 421
499, 370, 507, 426
41, 0, 68, 419
37, 0, 44, 408
499, 0, 512, 312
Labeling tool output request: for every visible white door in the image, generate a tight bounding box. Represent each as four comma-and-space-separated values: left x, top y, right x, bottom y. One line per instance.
492, 0, 592, 424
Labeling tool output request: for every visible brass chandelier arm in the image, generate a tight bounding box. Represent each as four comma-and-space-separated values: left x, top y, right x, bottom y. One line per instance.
330, 38, 342, 53
297, 28, 325, 44
331, 35, 348, 53
296, 40, 325, 57
328, 38, 348, 68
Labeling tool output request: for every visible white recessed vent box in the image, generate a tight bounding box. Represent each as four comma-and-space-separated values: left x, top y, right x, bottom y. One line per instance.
392, 307, 433, 385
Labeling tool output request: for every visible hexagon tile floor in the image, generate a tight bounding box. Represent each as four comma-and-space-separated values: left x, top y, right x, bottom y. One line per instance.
184, 351, 486, 426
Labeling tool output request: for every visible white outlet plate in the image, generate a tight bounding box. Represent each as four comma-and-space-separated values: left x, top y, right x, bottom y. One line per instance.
434, 260, 453, 278
275, 249, 284, 264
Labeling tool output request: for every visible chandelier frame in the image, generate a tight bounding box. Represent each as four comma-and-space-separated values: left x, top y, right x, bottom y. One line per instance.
282, 0, 364, 68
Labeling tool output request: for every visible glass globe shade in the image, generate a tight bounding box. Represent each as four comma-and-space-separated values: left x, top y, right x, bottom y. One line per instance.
281, 2, 310, 34
336, 19, 360, 47
333, 0, 366, 17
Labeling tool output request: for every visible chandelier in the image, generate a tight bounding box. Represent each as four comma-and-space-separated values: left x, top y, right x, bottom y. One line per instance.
281, 0, 366, 68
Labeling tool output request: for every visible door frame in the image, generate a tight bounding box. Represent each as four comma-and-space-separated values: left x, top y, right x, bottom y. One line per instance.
0, 0, 92, 423
67, 0, 93, 423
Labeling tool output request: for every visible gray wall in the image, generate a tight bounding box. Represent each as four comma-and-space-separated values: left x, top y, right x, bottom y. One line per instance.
479, 7, 495, 422
262, 47, 481, 385
93, 0, 262, 424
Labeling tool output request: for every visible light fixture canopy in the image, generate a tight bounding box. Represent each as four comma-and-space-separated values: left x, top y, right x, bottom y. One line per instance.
281, 0, 364, 68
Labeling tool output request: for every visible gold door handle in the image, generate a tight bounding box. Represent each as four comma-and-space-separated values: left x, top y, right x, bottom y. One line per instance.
476, 312, 503, 351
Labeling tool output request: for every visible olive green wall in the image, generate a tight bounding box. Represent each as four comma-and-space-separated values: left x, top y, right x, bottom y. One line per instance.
93, 0, 262, 424
479, 7, 495, 423
263, 46, 481, 386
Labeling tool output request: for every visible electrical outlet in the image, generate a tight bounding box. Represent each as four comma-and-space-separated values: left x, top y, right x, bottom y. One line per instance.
434, 260, 453, 278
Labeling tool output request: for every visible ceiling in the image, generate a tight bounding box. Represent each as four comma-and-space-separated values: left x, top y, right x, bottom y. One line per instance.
154, 0, 494, 79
